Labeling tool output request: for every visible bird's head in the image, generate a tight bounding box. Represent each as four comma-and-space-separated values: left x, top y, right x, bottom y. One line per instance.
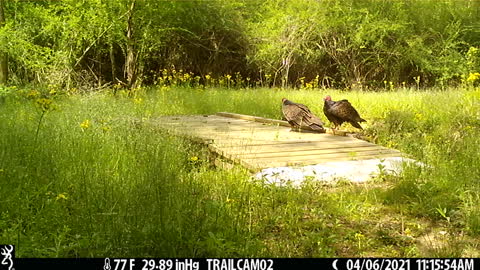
282, 98, 288, 103
324, 95, 332, 101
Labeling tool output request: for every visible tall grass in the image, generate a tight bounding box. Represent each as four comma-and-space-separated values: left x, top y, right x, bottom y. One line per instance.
0, 86, 479, 257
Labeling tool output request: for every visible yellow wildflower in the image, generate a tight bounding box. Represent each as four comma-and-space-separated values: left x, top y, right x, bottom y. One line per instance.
466, 72, 480, 82
190, 156, 198, 162
415, 113, 424, 121
354, 232, 365, 240
56, 193, 68, 201
80, 119, 90, 129
36, 98, 54, 112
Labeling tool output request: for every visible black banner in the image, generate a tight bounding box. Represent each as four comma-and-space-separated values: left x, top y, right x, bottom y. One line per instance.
11, 258, 480, 270
3, 246, 480, 270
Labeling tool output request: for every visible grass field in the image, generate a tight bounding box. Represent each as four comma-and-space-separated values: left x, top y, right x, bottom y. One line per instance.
0, 86, 479, 257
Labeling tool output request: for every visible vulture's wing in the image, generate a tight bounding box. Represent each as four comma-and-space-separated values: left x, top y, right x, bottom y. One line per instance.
282, 103, 304, 126
283, 101, 324, 131
331, 100, 365, 123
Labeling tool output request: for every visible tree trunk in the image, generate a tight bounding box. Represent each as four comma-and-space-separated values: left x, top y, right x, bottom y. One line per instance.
0, 0, 8, 84
125, 0, 136, 88
110, 41, 117, 83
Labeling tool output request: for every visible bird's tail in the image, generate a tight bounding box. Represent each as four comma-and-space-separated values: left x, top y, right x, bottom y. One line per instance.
310, 124, 326, 132
307, 115, 326, 132
350, 121, 364, 130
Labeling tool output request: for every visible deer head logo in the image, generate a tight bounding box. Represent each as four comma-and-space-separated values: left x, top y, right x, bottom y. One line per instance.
0, 245, 13, 270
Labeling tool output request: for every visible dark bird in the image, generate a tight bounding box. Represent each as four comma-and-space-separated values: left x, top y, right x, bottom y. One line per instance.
281, 98, 325, 132
323, 95, 366, 132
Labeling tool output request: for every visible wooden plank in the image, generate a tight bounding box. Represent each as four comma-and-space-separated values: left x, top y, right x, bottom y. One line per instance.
237, 149, 399, 159
211, 145, 400, 164
215, 145, 399, 159
158, 117, 240, 125
171, 130, 349, 143
161, 121, 286, 134
240, 152, 403, 168
233, 154, 403, 170
221, 143, 381, 152
163, 122, 282, 132
215, 138, 383, 149
216, 112, 348, 136
216, 140, 397, 153
223, 146, 399, 158
216, 112, 290, 127
242, 155, 404, 169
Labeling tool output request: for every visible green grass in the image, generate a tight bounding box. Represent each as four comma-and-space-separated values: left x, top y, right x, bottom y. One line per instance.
0, 86, 479, 257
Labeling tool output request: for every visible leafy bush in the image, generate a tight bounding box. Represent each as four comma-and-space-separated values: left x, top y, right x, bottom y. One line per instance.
1, 0, 479, 88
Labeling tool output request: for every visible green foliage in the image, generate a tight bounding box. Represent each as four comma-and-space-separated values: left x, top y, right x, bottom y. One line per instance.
1, 0, 252, 88
0, 93, 260, 257
1, 0, 479, 88
247, 0, 479, 88
367, 89, 480, 240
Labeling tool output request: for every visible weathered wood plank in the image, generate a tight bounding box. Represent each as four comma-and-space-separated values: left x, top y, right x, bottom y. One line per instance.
213, 144, 399, 160
216, 112, 348, 136
241, 156, 404, 170
215, 139, 383, 149
222, 152, 403, 170
224, 147, 399, 158
216, 112, 290, 127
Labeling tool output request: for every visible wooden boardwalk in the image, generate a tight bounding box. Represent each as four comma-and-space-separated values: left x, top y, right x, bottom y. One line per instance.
151, 112, 403, 171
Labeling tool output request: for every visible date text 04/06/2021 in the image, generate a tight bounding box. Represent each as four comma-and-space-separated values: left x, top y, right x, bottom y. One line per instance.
345, 259, 474, 270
